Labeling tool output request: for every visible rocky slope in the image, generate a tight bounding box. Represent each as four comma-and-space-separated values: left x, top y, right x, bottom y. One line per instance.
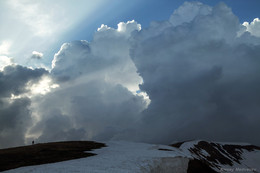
174, 140, 260, 173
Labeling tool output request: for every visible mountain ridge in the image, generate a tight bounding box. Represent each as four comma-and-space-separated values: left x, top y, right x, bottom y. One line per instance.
1, 140, 259, 173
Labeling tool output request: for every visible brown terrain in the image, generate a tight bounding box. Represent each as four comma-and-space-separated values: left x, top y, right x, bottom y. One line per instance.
0, 141, 106, 172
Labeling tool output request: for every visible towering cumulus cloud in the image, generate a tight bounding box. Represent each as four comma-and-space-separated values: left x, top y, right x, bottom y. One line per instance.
130, 2, 260, 144
28, 20, 146, 143
1, 2, 260, 148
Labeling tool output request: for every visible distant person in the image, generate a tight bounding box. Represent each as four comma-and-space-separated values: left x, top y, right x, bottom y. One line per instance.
32, 140, 34, 145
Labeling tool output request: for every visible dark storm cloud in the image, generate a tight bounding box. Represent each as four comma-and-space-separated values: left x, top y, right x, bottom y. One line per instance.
0, 65, 48, 148
0, 98, 31, 148
0, 65, 48, 97
130, 2, 260, 145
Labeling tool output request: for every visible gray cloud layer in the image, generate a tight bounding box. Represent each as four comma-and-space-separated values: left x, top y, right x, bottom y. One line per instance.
1, 2, 260, 148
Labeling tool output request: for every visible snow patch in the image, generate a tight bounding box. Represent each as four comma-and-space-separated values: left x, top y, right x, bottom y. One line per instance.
3, 141, 189, 173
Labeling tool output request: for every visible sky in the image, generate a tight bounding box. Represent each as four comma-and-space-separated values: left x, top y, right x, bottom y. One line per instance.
0, 0, 260, 148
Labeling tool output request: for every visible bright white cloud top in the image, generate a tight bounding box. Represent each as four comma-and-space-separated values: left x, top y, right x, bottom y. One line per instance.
31, 51, 43, 60
242, 18, 260, 37
0, 1, 260, 149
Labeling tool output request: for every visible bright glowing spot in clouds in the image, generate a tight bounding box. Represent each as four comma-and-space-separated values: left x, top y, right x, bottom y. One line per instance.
0, 41, 13, 70
10, 94, 24, 100
0, 56, 13, 70
0, 41, 12, 55
28, 76, 59, 95
9, 76, 59, 101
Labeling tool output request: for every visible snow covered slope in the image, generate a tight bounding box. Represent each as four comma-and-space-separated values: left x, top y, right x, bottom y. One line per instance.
2, 140, 260, 173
